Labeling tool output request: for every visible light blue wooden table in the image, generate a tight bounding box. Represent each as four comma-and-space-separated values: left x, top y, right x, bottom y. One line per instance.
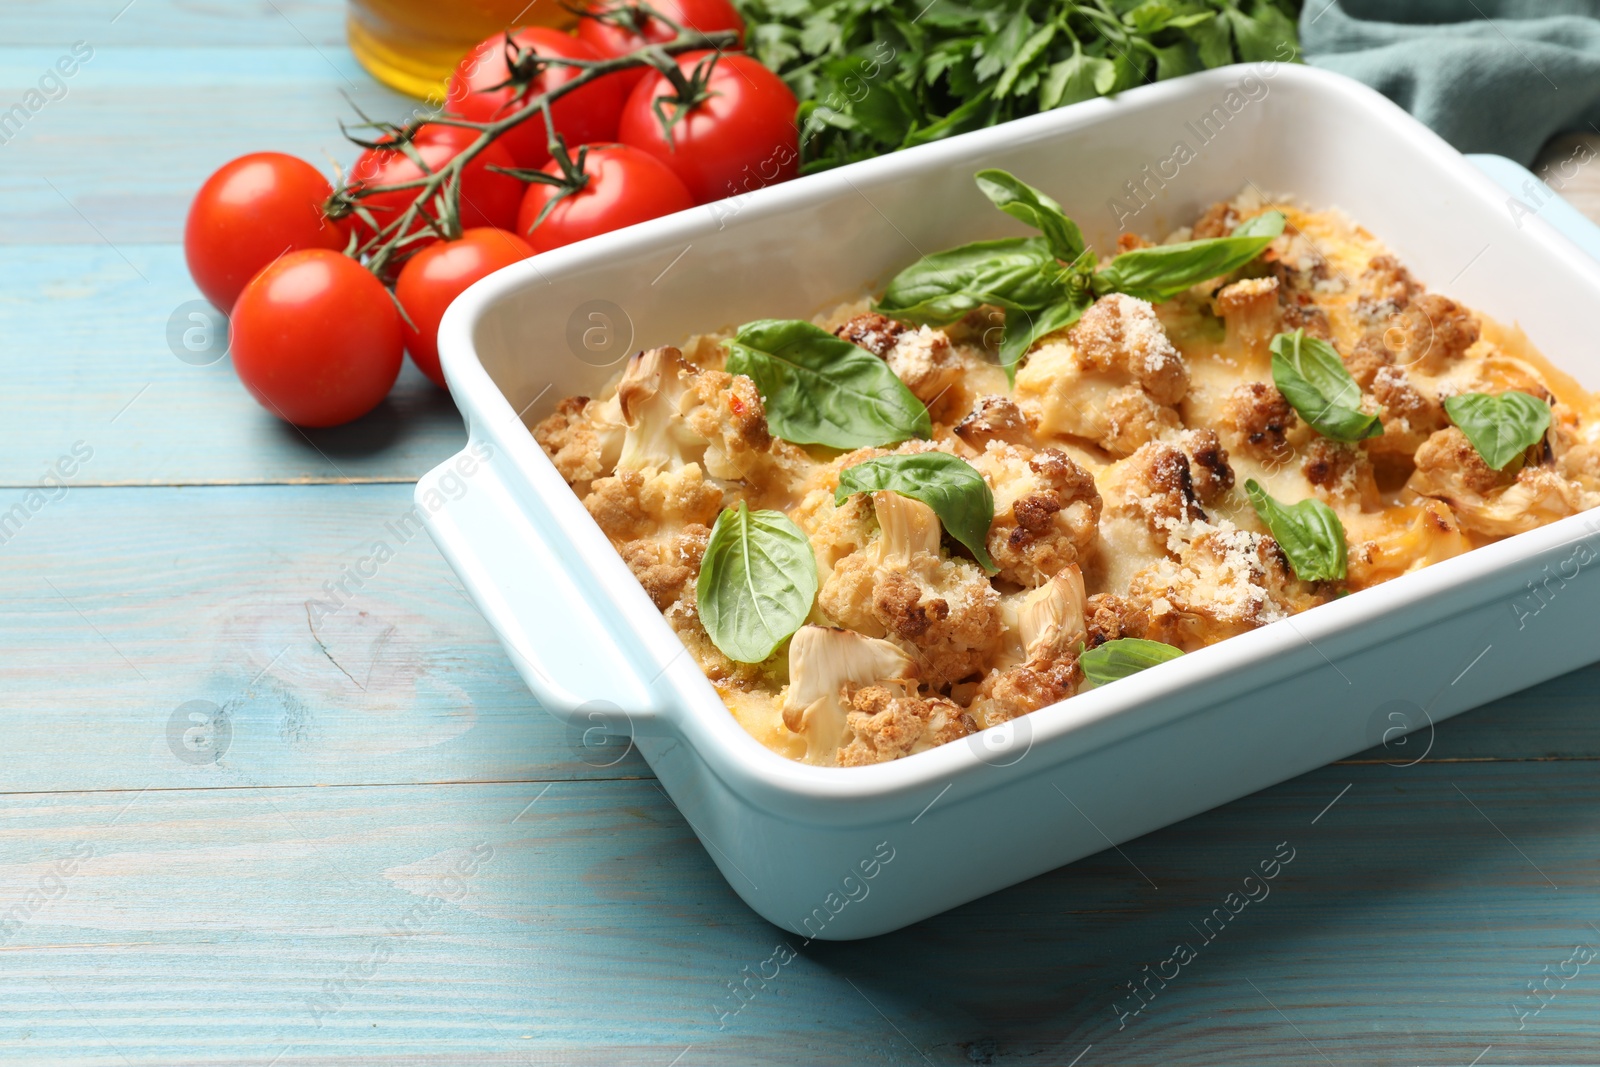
5, 4, 1600, 1064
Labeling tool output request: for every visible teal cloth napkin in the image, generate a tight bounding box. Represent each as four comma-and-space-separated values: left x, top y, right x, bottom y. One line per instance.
1301, 0, 1600, 163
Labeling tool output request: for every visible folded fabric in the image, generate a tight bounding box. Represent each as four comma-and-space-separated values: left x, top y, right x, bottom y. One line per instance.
1301, 0, 1600, 163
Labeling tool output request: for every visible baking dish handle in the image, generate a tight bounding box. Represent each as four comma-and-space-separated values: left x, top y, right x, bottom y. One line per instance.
417, 444, 665, 729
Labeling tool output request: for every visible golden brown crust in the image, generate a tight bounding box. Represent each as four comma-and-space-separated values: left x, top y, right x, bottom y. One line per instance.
1345, 334, 1392, 390
1393, 293, 1480, 374
1179, 428, 1236, 505
833, 312, 905, 357
1068, 294, 1188, 406
954, 395, 1030, 449
837, 683, 976, 766
537, 197, 1600, 769
618, 524, 711, 610
1085, 593, 1149, 648
1219, 382, 1297, 460
534, 396, 608, 488
1191, 200, 1240, 239
1359, 253, 1422, 318
973, 443, 1103, 588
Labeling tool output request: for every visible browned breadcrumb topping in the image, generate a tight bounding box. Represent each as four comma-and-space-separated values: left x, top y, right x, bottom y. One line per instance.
531, 193, 1600, 767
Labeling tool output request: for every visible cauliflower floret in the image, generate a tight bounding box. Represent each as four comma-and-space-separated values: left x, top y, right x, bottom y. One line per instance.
1015, 293, 1189, 456
1099, 440, 1208, 549
781, 626, 916, 765
1215, 276, 1280, 354
837, 681, 976, 766
616, 523, 711, 610
954, 394, 1031, 450
1218, 381, 1297, 462
616, 345, 799, 490
1265, 228, 1334, 303
1085, 592, 1149, 648
1386, 293, 1480, 375
584, 465, 723, 542
968, 567, 1087, 727
969, 442, 1102, 587
1406, 427, 1592, 537
1355, 253, 1422, 325
1190, 200, 1240, 239
833, 312, 963, 420
534, 394, 624, 495
818, 491, 1002, 689
1552, 406, 1600, 491
1301, 438, 1380, 508
1344, 333, 1392, 390
1175, 428, 1235, 506
1367, 364, 1449, 458
1127, 524, 1326, 650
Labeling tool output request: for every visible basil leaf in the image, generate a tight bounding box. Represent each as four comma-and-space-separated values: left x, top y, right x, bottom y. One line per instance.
975, 168, 1085, 261
1443, 391, 1553, 471
1093, 210, 1286, 303
833, 452, 999, 573
1270, 329, 1383, 443
696, 502, 818, 664
874, 236, 1069, 325
1081, 638, 1184, 686
998, 296, 1091, 385
1244, 479, 1347, 582
724, 319, 931, 450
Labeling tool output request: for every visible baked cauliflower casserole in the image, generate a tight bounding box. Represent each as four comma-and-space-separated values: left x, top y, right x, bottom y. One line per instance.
534, 169, 1600, 768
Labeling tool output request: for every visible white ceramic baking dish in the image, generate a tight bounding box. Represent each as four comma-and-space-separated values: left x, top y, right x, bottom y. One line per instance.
420, 63, 1600, 939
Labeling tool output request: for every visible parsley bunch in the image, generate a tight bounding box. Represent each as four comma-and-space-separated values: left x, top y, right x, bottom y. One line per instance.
734, 0, 1303, 174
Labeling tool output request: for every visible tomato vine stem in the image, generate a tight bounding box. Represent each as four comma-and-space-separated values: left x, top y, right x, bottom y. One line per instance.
326, 21, 737, 278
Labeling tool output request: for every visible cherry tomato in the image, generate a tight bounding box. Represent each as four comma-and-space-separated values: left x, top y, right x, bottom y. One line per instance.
445, 28, 624, 169
576, 0, 745, 95
515, 144, 693, 252
618, 52, 797, 205
345, 124, 523, 249
394, 228, 534, 388
230, 249, 403, 428
184, 152, 349, 312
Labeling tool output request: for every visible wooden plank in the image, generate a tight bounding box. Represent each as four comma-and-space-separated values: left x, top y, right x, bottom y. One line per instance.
0, 48, 417, 246
2, 481, 1598, 793
5, 1, 347, 47
0, 483, 649, 791
0, 246, 465, 485
2, 761, 1598, 1065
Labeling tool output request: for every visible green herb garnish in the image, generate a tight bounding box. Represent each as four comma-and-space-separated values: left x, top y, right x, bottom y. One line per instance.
835, 452, 998, 573
874, 169, 1283, 383
696, 503, 819, 664
723, 319, 931, 449
1090, 210, 1285, 302
1244, 479, 1347, 582
1081, 638, 1184, 686
735, 0, 1302, 174
1270, 329, 1383, 442
1443, 391, 1552, 470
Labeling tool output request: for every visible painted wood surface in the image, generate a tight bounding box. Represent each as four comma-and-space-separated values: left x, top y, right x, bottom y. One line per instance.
5, 764, 1600, 1066
5, 1, 1600, 1063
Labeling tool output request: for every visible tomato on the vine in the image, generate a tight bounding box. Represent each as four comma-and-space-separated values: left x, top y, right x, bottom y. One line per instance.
230, 249, 403, 428
345, 124, 522, 249
515, 143, 693, 253
576, 0, 745, 95
617, 52, 797, 205
446, 28, 624, 169
394, 228, 534, 388
184, 152, 349, 312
